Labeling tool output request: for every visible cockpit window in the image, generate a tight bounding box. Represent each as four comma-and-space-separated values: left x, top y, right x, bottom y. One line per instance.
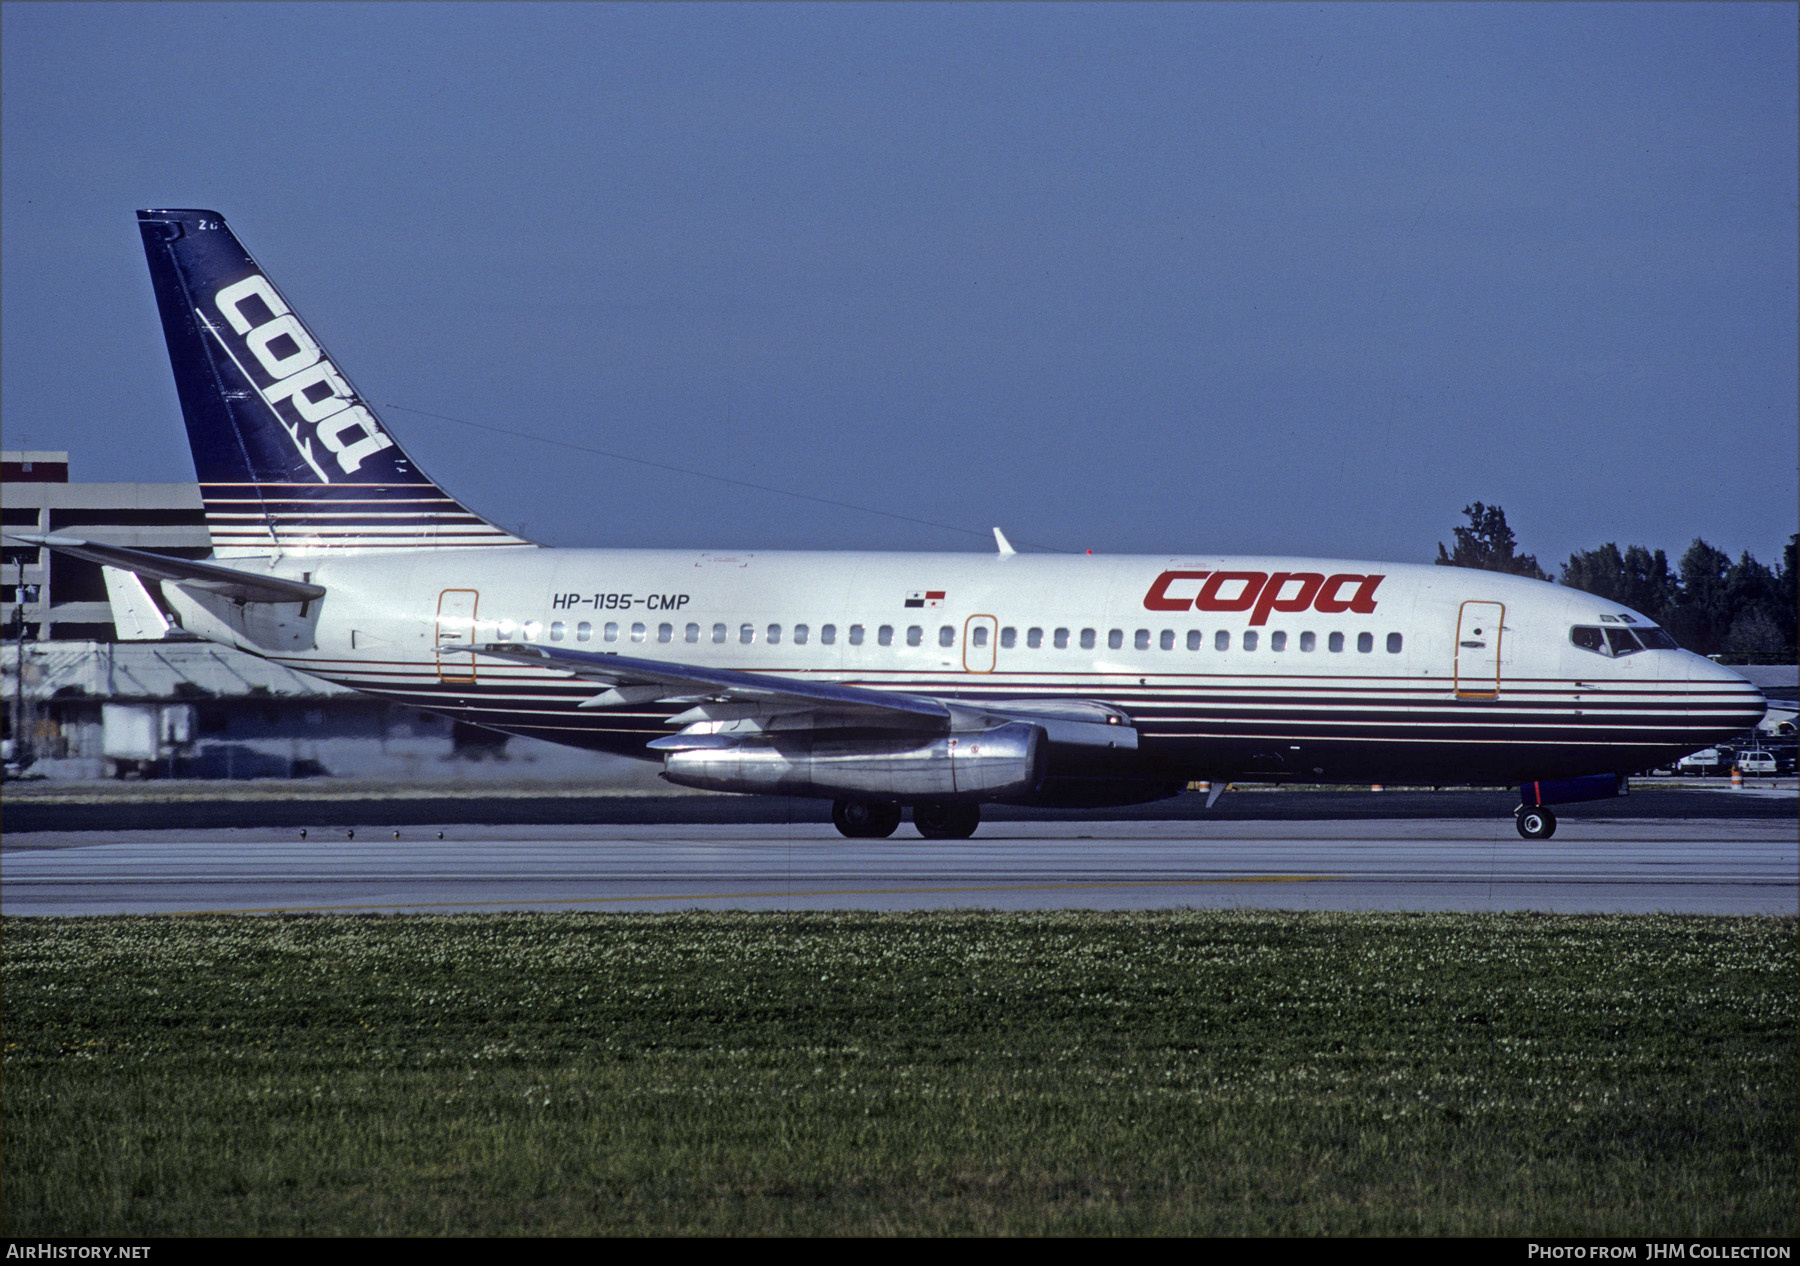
1604, 627, 1643, 656
1573, 624, 1677, 655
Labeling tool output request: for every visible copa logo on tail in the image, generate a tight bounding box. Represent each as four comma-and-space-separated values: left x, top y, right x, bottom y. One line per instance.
207, 273, 395, 479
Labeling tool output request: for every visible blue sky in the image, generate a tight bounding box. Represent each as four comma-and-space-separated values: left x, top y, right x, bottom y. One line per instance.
4, 2, 1795, 567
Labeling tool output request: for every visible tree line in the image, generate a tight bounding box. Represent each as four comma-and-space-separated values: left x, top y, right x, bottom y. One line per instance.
1436, 502, 1798, 658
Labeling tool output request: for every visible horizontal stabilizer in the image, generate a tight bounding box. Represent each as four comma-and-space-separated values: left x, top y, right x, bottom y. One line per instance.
9, 534, 325, 604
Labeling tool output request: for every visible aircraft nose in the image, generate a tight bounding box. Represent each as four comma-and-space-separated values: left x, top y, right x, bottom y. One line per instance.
1677, 655, 1768, 738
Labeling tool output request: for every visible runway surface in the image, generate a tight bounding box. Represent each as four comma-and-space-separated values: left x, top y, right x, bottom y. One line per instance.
4, 817, 1793, 917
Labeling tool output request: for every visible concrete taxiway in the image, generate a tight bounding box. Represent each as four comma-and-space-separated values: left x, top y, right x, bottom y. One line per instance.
3, 818, 1793, 917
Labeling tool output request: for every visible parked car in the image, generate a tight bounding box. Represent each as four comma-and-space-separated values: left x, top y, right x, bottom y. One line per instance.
1676, 748, 1729, 776
1736, 750, 1778, 775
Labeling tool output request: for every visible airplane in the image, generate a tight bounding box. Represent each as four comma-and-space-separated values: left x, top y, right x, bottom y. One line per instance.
11, 208, 1768, 840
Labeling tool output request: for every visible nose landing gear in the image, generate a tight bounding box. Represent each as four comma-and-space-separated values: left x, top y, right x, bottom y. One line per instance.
1515, 806, 1557, 839
1512, 772, 1627, 839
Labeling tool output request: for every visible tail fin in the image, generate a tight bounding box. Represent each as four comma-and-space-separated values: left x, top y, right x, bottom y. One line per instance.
136, 209, 531, 556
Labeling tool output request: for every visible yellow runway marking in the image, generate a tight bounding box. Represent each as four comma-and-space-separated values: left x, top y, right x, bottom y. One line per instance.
166, 874, 1341, 916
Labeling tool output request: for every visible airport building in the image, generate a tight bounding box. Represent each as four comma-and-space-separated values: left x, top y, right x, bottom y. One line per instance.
2, 452, 628, 782
2, 450, 209, 641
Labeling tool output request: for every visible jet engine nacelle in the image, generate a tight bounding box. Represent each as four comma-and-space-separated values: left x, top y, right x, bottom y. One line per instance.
660, 722, 1045, 802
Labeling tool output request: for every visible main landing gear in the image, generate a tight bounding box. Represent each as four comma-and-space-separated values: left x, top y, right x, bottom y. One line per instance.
1514, 806, 1557, 840
830, 799, 982, 839
832, 798, 902, 839
913, 801, 981, 840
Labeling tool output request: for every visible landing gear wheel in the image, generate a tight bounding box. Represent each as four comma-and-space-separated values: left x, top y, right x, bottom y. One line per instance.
832, 799, 902, 839
1515, 807, 1557, 840
914, 801, 981, 839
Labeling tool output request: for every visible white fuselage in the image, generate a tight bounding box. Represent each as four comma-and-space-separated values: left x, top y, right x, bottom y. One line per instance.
161, 545, 1766, 787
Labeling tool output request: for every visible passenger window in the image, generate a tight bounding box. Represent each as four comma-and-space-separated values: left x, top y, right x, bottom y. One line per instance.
1299, 631, 1315, 652
907, 626, 923, 647
551, 621, 565, 642
1000, 627, 1016, 649
740, 623, 755, 644
1160, 629, 1174, 651
522, 622, 542, 642
604, 621, 619, 642
1135, 630, 1151, 651
878, 625, 894, 646
1108, 629, 1124, 650
794, 624, 809, 645
1242, 631, 1258, 651
767, 624, 781, 645
851, 624, 867, 646
1358, 632, 1373, 653
1027, 628, 1043, 648
821, 624, 837, 645
1604, 628, 1641, 656
1080, 629, 1096, 650
1186, 630, 1201, 651
685, 623, 699, 643
973, 626, 989, 648
1270, 631, 1287, 652
1328, 631, 1343, 652
1387, 632, 1403, 653
712, 623, 726, 644
630, 622, 646, 642
1054, 628, 1069, 649
657, 622, 672, 643
939, 626, 955, 648
498, 620, 517, 639
1214, 630, 1229, 651
576, 621, 592, 643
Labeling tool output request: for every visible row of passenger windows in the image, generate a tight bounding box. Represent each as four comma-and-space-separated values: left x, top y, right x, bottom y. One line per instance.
503, 619, 1405, 654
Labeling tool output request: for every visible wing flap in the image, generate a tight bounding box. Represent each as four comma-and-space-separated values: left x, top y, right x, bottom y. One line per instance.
474, 642, 953, 727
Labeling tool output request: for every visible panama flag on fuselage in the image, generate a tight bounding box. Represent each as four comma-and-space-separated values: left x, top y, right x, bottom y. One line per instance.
904, 590, 945, 608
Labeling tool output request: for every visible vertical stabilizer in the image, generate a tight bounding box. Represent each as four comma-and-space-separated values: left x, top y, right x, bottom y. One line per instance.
136, 209, 531, 556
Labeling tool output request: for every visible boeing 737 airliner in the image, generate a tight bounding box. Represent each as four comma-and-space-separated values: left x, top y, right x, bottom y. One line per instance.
12, 210, 1767, 838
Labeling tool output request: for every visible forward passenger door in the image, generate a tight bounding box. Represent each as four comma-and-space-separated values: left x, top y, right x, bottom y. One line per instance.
1454, 600, 1504, 699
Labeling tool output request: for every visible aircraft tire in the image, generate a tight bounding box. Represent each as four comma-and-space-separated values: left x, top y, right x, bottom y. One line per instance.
1515, 807, 1556, 840
914, 801, 981, 839
833, 798, 902, 839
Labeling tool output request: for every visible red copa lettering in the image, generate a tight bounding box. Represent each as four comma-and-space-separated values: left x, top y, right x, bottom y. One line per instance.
1313, 572, 1383, 614
1248, 572, 1324, 626
1195, 571, 1267, 612
1143, 570, 1212, 611
1142, 569, 1385, 619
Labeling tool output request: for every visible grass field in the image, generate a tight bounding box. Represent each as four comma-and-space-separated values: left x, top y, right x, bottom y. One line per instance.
3, 910, 1793, 1235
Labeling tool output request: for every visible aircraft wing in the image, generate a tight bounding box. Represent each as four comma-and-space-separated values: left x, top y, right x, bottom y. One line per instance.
474, 641, 951, 724
473, 642, 1135, 749
7, 534, 326, 604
